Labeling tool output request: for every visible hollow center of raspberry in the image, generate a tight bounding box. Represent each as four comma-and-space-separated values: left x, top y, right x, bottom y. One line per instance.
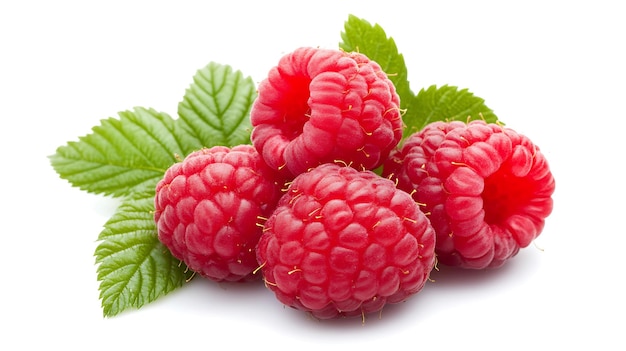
482, 168, 535, 225
279, 76, 311, 139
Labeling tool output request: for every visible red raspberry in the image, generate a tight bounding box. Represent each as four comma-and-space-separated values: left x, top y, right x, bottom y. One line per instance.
255, 163, 436, 319
154, 145, 283, 282
383, 120, 555, 269
250, 47, 403, 178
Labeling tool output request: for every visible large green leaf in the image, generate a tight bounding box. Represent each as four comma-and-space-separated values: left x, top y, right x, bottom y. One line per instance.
95, 188, 193, 317
339, 15, 500, 138
49, 107, 192, 197
405, 85, 500, 135
340, 15, 414, 114
177, 62, 257, 148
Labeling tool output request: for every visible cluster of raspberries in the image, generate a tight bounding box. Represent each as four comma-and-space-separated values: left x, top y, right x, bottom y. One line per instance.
153, 47, 555, 320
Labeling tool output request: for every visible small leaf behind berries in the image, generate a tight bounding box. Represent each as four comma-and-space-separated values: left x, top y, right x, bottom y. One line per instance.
404, 85, 500, 136
95, 187, 193, 317
49, 107, 193, 197
340, 15, 414, 115
178, 62, 257, 148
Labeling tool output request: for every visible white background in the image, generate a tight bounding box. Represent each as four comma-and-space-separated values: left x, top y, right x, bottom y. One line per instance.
2, 1, 624, 349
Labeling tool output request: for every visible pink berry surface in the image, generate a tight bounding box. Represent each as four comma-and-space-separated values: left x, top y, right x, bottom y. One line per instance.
256, 163, 436, 319
250, 47, 403, 178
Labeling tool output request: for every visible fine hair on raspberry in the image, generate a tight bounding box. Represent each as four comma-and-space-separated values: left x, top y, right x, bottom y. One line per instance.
250, 46, 403, 178
383, 120, 555, 269
154, 145, 283, 282
255, 163, 436, 319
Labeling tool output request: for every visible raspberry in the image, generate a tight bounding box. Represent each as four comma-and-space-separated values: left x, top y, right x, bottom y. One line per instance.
383, 120, 555, 269
154, 145, 283, 282
250, 47, 403, 178
255, 163, 436, 319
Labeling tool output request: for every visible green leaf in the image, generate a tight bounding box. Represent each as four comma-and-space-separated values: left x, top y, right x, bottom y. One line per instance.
339, 15, 414, 115
49, 107, 192, 197
177, 62, 257, 148
339, 15, 501, 138
95, 187, 193, 317
404, 85, 500, 136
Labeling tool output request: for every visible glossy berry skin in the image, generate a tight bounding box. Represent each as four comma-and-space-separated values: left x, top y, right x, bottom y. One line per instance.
383, 120, 555, 269
255, 163, 436, 319
154, 145, 283, 282
250, 47, 403, 178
